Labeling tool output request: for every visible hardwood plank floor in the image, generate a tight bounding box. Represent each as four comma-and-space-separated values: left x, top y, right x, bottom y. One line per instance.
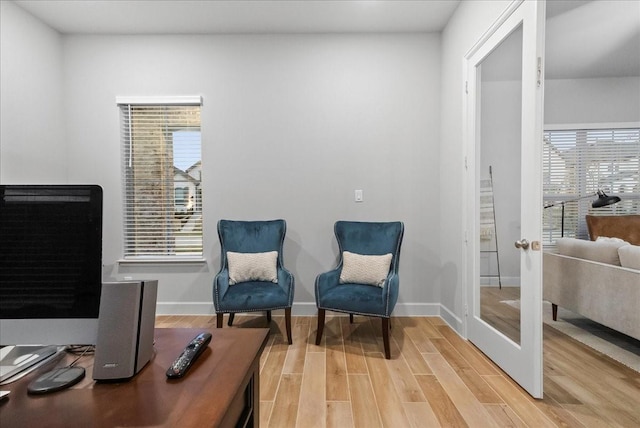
156, 313, 640, 427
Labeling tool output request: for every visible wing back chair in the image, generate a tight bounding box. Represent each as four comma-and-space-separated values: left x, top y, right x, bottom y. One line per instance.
315, 221, 404, 358
213, 219, 294, 344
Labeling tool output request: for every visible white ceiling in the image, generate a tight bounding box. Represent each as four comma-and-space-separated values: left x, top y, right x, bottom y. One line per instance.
13, 0, 461, 34
11, 0, 640, 79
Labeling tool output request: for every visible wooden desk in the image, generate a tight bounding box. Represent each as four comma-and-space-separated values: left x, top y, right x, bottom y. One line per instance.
0, 328, 269, 428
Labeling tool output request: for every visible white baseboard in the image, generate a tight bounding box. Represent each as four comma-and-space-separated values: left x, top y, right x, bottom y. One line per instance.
439, 304, 464, 334
155, 301, 465, 340
156, 302, 215, 315
156, 301, 442, 317
292, 302, 319, 316
480, 276, 520, 287
392, 303, 441, 316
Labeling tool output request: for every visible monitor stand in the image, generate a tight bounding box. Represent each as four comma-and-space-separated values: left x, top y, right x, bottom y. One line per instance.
0, 345, 64, 385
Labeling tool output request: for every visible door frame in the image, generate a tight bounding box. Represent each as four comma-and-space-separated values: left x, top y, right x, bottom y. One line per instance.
462, 0, 545, 398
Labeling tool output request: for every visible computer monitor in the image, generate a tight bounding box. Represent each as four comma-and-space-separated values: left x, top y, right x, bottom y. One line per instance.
0, 184, 103, 349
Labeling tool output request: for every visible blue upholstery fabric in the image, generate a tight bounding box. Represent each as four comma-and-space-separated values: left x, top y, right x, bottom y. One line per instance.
315, 221, 404, 318
213, 220, 294, 314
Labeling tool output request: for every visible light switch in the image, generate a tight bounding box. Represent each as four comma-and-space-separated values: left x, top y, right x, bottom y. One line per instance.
355, 189, 363, 202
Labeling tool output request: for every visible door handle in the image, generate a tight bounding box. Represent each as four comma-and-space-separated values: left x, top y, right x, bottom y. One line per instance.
514, 239, 530, 250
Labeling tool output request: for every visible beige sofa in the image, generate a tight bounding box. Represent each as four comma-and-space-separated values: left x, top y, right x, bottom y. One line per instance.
543, 215, 640, 341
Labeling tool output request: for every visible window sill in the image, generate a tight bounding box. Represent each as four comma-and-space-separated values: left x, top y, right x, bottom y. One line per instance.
118, 257, 207, 265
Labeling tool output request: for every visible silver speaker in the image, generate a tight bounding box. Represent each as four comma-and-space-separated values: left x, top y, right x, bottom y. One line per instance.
93, 280, 158, 381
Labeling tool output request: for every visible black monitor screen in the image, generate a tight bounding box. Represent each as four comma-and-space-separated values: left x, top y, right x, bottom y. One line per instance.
0, 185, 103, 319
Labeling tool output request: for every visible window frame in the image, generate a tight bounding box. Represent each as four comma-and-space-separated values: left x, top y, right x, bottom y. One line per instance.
116, 96, 204, 263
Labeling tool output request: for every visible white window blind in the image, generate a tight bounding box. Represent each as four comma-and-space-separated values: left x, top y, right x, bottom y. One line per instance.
543, 126, 639, 244
118, 98, 203, 259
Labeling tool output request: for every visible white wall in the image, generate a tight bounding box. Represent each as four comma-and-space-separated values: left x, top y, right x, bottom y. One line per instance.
545, 77, 640, 125
45, 33, 440, 315
438, 0, 513, 332
0, 1, 67, 182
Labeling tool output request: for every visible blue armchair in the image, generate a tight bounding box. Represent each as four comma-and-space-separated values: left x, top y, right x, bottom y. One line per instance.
315, 221, 404, 359
213, 219, 294, 344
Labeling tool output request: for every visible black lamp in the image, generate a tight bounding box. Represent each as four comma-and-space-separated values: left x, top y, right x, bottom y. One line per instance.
591, 189, 621, 208
544, 189, 621, 237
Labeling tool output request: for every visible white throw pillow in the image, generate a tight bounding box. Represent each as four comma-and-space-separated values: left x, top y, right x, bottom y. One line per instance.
618, 244, 640, 270
596, 236, 628, 243
227, 251, 278, 285
339, 251, 392, 287
556, 237, 627, 266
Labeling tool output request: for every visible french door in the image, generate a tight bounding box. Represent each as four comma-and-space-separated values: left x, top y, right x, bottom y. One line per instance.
464, 0, 545, 398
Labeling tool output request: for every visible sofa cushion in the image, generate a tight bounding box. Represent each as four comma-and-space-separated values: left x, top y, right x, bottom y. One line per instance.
618, 244, 640, 270
227, 251, 278, 285
556, 237, 628, 266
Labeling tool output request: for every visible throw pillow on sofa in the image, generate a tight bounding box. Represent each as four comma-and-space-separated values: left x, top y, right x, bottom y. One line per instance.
556, 237, 628, 266
618, 244, 640, 270
596, 236, 628, 243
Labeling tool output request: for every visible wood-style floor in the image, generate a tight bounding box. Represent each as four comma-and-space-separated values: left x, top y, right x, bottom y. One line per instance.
156, 311, 640, 428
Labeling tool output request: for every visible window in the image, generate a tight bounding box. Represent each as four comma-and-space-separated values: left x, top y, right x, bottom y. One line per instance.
117, 96, 203, 259
543, 125, 639, 244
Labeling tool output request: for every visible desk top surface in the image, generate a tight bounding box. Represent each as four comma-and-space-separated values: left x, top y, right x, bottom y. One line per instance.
0, 327, 269, 428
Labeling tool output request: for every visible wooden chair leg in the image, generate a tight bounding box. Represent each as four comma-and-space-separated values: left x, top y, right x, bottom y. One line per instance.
228, 313, 235, 326
285, 308, 292, 345
315, 309, 326, 345
216, 313, 224, 328
552, 303, 558, 321
349, 313, 354, 324
382, 318, 391, 359
266, 310, 272, 323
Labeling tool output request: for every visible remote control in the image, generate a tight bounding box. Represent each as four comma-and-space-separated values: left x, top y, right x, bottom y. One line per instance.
166, 332, 212, 379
